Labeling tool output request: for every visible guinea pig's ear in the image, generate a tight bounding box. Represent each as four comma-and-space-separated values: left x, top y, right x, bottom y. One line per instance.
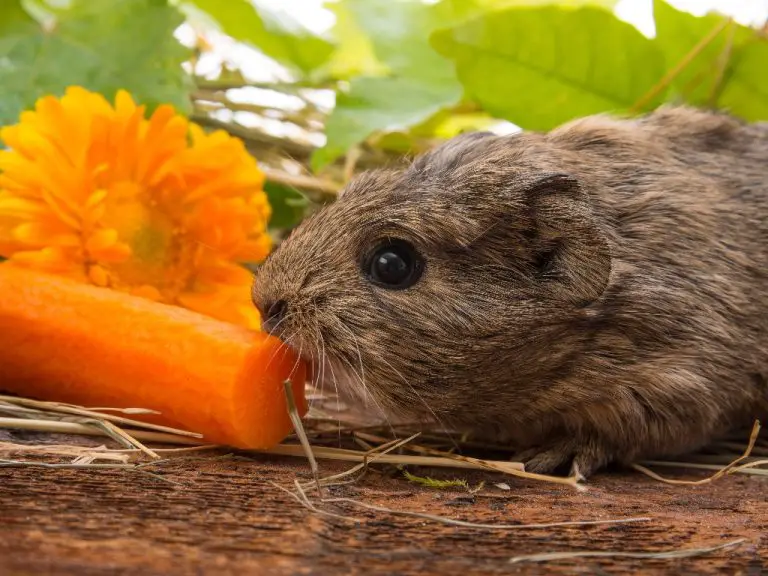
525, 173, 611, 306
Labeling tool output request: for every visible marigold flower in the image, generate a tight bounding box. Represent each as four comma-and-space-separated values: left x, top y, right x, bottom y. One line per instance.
0, 86, 272, 329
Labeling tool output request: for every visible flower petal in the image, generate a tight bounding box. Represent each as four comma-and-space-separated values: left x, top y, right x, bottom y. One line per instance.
8, 247, 77, 273
13, 222, 79, 248
87, 264, 110, 287
0, 196, 49, 219
89, 241, 132, 263
85, 228, 119, 252
0, 86, 273, 329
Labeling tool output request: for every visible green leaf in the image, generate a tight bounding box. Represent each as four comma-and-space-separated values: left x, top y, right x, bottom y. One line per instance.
0, 1, 33, 36
414, 109, 499, 139
264, 181, 310, 231
342, 0, 456, 77
717, 38, 768, 122
652, 0, 768, 120
187, 0, 334, 75
431, 5, 666, 131
0, 0, 192, 127
324, 1, 388, 79
312, 75, 462, 170
314, 0, 488, 170
350, 0, 619, 77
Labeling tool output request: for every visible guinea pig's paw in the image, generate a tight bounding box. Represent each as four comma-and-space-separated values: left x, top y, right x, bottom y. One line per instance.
517, 438, 612, 478
517, 443, 573, 475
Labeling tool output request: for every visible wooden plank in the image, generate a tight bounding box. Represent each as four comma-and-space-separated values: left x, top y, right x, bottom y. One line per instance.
1, 449, 766, 575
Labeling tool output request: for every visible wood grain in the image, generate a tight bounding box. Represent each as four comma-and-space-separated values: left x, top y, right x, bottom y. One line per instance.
1, 440, 766, 575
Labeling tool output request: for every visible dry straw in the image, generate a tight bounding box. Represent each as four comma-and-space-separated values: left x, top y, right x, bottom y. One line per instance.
0, 389, 765, 486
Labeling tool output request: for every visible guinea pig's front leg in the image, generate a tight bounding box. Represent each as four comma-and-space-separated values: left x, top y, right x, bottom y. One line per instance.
514, 436, 615, 478
514, 364, 741, 478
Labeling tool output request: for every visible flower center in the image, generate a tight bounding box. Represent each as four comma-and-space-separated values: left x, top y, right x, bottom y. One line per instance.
94, 181, 198, 301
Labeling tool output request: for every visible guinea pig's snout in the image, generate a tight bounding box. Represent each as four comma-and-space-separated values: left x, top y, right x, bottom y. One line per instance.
258, 298, 288, 334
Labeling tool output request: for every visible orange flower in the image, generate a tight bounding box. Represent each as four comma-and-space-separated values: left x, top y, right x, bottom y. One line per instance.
0, 86, 272, 329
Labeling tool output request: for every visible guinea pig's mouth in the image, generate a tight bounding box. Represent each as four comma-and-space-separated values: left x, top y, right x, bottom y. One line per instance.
280, 335, 424, 426
306, 353, 395, 422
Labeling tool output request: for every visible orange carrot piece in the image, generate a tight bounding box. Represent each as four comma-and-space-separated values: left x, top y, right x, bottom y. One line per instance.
0, 265, 307, 449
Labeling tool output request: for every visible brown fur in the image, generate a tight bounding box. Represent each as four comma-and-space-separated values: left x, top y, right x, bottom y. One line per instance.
253, 106, 768, 476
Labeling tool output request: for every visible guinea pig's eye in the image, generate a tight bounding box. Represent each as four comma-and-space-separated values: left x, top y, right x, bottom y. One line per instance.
364, 239, 424, 289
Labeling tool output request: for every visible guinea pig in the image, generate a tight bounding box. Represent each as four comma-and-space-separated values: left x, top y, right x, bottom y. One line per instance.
253, 106, 768, 477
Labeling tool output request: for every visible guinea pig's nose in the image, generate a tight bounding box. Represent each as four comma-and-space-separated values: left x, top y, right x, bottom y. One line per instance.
260, 299, 288, 333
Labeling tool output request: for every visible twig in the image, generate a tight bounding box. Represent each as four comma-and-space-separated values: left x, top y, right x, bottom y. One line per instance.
631, 17, 731, 112
80, 419, 137, 450
297, 433, 422, 491
263, 443, 517, 470
283, 379, 321, 497
0, 459, 135, 470
270, 480, 363, 523
7, 414, 762, 482
637, 459, 768, 477
712, 441, 768, 457
82, 407, 160, 415
195, 78, 335, 95
262, 166, 340, 195
0, 442, 131, 463
0, 417, 203, 446
322, 497, 651, 531
190, 113, 315, 160
275, 460, 650, 531
0, 417, 547, 475
0, 395, 202, 438
355, 432, 583, 490
342, 145, 363, 183
99, 419, 160, 460
0, 396, 201, 437
0, 441, 217, 462
193, 90, 325, 126
509, 539, 746, 564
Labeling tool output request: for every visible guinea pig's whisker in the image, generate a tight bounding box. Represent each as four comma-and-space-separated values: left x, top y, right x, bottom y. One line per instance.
262, 321, 298, 372
316, 331, 344, 446
376, 354, 456, 447
264, 309, 296, 339
310, 335, 326, 406
289, 338, 305, 389
327, 319, 401, 434
340, 324, 367, 404
261, 312, 295, 363
337, 354, 397, 436
307, 302, 327, 395
318, 332, 333, 402
331, 321, 369, 392
325, 355, 342, 406
335, 354, 366, 406
302, 338, 315, 412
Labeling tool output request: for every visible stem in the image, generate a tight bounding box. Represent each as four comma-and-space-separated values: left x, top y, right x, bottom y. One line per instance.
195, 78, 337, 94
190, 113, 316, 160
708, 20, 736, 107
261, 167, 341, 196
631, 17, 731, 113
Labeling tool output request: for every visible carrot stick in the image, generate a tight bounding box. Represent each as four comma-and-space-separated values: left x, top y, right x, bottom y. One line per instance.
0, 265, 307, 449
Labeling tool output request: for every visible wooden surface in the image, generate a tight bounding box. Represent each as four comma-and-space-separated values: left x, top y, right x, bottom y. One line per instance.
1, 439, 766, 576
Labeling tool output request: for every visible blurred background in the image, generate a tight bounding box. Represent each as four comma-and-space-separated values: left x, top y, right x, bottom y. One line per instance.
2, 0, 767, 242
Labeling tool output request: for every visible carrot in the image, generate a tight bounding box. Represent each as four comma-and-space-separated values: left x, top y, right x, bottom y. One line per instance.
0, 265, 307, 449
